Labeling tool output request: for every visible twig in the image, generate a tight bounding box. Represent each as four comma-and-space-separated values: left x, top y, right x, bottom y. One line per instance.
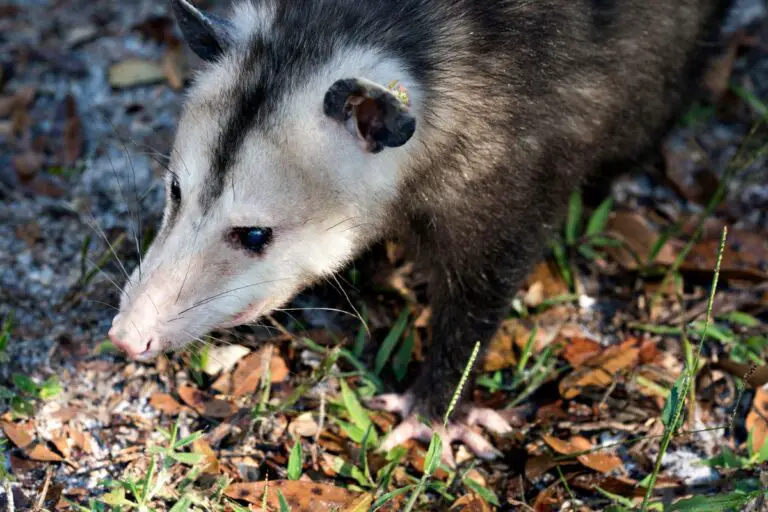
4, 479, 14, 512
34, 465, 54, 512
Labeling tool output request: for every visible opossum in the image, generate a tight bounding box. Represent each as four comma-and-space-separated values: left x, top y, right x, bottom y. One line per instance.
109, 0, 734, 465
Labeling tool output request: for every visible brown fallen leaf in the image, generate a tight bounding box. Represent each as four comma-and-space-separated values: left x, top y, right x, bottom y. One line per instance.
679, 229, 768, 282
483, 321, 517, 372
109, 59, 166, 89
543, 435, 623, 474
1, 421, 34, 449
450, 493, 493, 511
192, 438, 220, 475
562, 337, 602, 367
26, 443, 64, 462
340, 493, 374, 512
746, 386, 768, 454
524, 260, 570, 308
604, 211, 678, 269
51, 432, 70, 460
62, 94, 83, 164
212, 346, 289, 396
13, 151, 43, 182
569, 436, 623, 474
559, 339, 640, 399
702, 30, 741, 100
149, 392, 183, 415
203, 344, 250, 376
177, 384, 237, 419
162, 39, 186, 90
224, 480, 360, 510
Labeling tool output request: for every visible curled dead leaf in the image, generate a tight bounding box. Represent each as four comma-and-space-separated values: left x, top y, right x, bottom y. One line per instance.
543, 435, 623, 474
177, 384, 237, 419
149, 392, 182, 415
212, 347, 289, 396
192, 438, 220, 475
559, 339, 640, 399
162, 39, 186, 90
604, 211, 678, 269
1, 421, 34, 449
26, 443, 64, 462
562, 337, 602, 367
224, 480, 360, 510
746, 386, 768, 454
450, 493, 493, 511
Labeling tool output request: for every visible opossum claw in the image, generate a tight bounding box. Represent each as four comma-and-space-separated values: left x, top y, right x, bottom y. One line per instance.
368, 394, 511, 467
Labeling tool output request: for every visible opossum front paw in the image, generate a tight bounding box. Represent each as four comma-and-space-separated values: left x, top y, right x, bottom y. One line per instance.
366, 392, 512, 467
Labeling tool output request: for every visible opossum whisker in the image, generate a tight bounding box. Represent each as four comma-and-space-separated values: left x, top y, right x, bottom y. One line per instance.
172, 278, 292, 317
83, 257, 128, 297
81, 209, 132, 281
145, 293, 161, 315
84, 299, 120, 312
102, 118, 144, 280
175, 230, 201, 305
325, 216, 360, 232
329, 273, 367, 334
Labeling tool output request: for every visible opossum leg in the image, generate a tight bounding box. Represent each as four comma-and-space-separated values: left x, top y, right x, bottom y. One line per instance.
367, 392, 511, 466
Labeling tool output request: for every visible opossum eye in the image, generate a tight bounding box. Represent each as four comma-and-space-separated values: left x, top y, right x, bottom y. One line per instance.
230, 227, 273, 254
170, 176, 181, 203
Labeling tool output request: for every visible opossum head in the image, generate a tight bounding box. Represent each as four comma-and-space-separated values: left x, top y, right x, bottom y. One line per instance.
108, 0, 419, 360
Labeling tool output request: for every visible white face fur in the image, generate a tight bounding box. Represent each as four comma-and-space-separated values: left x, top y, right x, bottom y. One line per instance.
108, 1, 421, 359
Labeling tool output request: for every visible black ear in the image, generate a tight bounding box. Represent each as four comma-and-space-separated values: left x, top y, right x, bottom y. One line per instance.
170, 0, 234, 62
323, 78, 416, 154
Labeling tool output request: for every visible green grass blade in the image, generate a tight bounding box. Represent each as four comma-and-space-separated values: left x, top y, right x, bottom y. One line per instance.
375, 308, 410, 375
287, 441, 303, 480
585, 196, 614, 236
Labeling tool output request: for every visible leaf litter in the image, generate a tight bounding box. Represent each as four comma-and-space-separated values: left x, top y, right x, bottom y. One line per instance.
0, 0, 767, 511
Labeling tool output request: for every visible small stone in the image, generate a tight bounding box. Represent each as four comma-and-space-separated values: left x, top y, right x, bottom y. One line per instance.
66, 25, 99, 47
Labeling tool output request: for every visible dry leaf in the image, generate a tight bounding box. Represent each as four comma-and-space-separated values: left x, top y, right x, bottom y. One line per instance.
224, 480, 360, 510
109, 59, 165, 89
569, 436, 623, 474
13, 151, 43, 182
62, 95, 83, 164
289, 412, 319, 438
559, 339, 640, 399
524, 260, 569, 307
604, 211, 678, 269
26, 443, 64, 462
543, 435, 623, 474
341, 493, 374, 512
680, 229, 768, 282
192, 438, 220, 475
562, 337, 602, 367
483, 322, 517, 372
162, 39, 185, 90
746, 386, 768, 454
177, 384, 237, 419
149, 392, 183, 415
450, 493, 493, 511
1, 421, 34, 449
51, 433, 70, 459
212, 347, 289, 396
203, 344, 250, 376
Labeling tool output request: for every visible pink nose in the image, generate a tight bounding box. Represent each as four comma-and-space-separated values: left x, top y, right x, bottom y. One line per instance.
108, 329, 150, 359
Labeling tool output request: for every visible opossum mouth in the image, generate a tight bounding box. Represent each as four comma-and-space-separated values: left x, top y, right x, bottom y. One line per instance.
217, 299, 269, 329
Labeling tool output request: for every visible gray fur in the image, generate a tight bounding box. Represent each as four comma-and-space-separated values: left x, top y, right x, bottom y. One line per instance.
111, 0, 735, 425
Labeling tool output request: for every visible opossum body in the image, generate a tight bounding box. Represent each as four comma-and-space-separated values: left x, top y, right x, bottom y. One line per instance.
109, 0, 734, 463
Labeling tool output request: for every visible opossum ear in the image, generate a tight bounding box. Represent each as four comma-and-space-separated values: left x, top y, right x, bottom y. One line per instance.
170, 0, 234, 62
323, 78, 416, 154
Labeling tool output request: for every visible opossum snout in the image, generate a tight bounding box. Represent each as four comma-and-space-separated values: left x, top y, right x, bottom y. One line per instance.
108, 322, 159, 360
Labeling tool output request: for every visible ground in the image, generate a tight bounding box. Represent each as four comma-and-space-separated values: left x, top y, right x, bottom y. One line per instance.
1, 0, 768, 511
